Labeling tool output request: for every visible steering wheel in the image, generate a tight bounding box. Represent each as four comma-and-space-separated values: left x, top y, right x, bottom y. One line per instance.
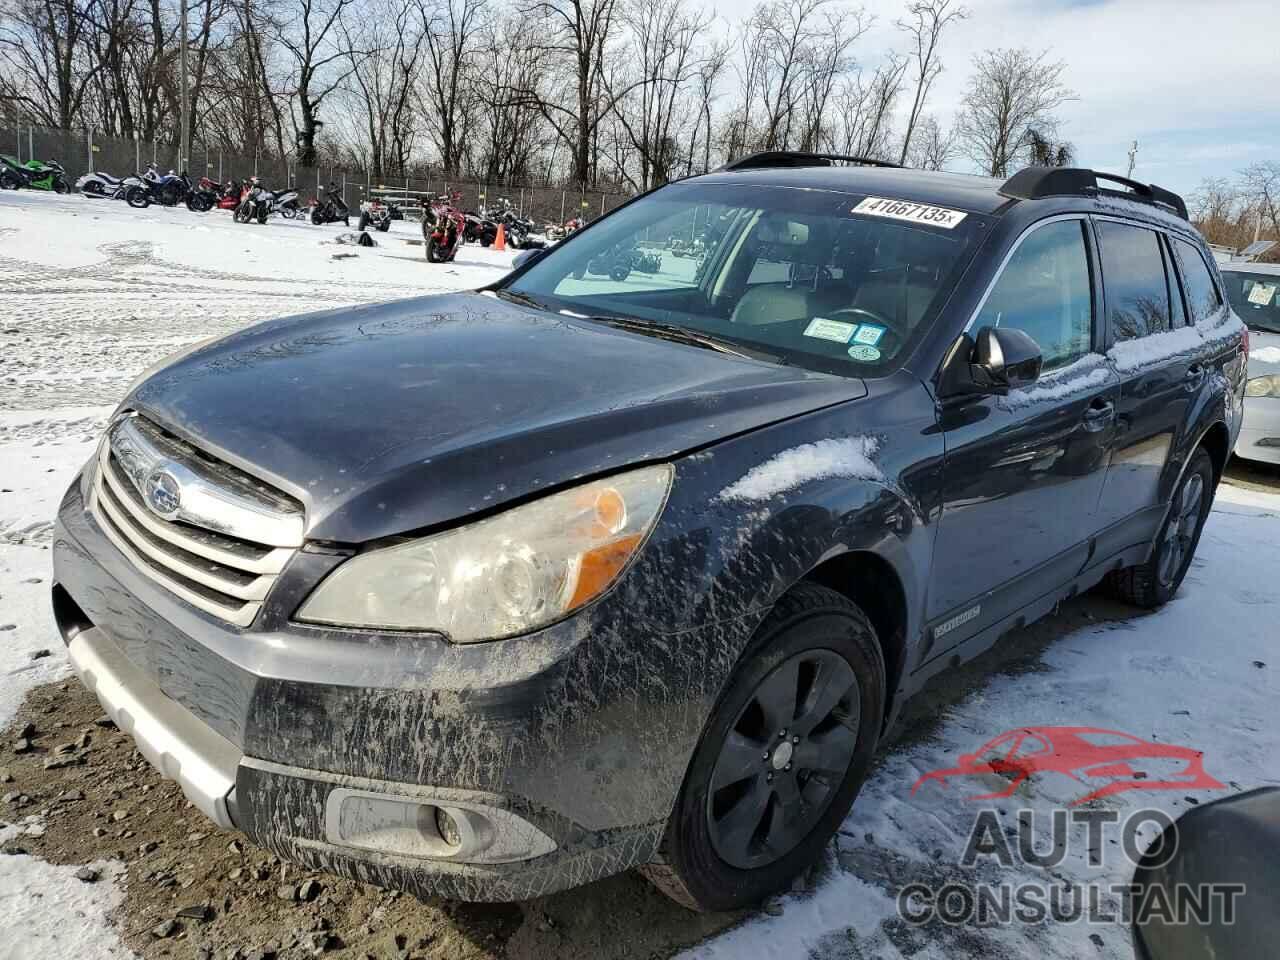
824, 306, 907, 347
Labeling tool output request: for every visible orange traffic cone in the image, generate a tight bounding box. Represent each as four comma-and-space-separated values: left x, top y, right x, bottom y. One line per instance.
494, 223, 506, 251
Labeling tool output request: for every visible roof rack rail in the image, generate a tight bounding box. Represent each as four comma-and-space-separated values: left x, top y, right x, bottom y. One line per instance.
999, 167, 1188, 220
720, 151, 903, 172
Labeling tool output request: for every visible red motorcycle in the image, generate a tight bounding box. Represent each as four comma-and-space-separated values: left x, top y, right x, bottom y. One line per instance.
422, 191, 465, 263
216, 179, 245, 211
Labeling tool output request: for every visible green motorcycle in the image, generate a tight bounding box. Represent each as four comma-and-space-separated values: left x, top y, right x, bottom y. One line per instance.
0, 155, 70, 192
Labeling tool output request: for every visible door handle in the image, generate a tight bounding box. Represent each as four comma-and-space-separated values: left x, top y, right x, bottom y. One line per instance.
1082, 399, 1115, 432
1185, 363, 1206, 390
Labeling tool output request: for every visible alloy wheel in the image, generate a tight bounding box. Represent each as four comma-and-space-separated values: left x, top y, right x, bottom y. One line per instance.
1158, 471, 1204, 588
706, 648, 860, 870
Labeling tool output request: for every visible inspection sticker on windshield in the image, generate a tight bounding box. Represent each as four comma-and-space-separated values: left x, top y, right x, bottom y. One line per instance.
804, 317, 857, 343
852, 324, 886, 346
852, 196, 967, 229
1248, 282, 1276, 306
848, 344, 881, 362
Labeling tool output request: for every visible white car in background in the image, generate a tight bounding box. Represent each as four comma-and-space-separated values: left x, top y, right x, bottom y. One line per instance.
1223, 262, 1280, 464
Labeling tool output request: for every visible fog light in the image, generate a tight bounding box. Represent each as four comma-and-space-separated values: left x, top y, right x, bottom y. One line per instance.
435, 806, 462, 848
323, 787, 558, 864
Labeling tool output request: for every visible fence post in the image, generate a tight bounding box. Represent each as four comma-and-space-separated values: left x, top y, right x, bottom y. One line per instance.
560, 191, 565, 223
600, 194, 606, 217
29, 125, 34, 161
135, 133, 140, 174
219, 149, 223, 183
14, 122, 19, 163
341, 172, 346, 209
86, 127, 93, 172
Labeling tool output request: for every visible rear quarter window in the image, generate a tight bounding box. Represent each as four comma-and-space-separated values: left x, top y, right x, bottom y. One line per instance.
1172, 238, 1223, 324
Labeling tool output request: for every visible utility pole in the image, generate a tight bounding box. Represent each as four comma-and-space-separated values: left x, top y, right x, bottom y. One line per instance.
1126, 140, 1138, 179
179, 0, 191, 173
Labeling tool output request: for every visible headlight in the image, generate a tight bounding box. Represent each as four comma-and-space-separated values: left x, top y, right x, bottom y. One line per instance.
296, 465, 672, 641
1245, 375, 1280, 398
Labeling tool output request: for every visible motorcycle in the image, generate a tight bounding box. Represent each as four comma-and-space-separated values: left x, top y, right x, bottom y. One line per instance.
273, 185, 301, 219
234, 179, 271, 224
216, 179, 245, 210
0, 156, 70, 192
634, 249, 662, 273
124, 168, 203, 209
309, 184, 349, 225
587, 243, 642, 282
357, 199, 396, 233
422, 191, 465, 263
76, 170, 138, 199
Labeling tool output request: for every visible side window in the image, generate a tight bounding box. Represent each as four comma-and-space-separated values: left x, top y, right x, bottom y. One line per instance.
1162, 238, 1188, 328
1173, 238, 1223, 324
974, 219, 1093, 372
1097, 221, 1170, 343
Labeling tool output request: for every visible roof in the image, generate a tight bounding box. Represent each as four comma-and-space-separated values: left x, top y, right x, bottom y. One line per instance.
694, 165, 1013, 216
1220, 261, 1280, 276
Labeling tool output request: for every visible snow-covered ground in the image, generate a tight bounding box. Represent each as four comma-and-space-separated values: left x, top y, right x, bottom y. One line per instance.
2, 189, 1278, 959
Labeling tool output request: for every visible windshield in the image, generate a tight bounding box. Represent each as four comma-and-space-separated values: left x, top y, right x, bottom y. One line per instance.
503, 181, 984, 376
1223, 270, 1280, 333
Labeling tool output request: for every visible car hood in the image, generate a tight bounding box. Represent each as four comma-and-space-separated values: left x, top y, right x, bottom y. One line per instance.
1248, 329, 1280, 376
129, 292, 866, 542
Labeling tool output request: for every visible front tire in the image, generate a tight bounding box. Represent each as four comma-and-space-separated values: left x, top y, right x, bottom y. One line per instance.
642, 583, 885, 911
1105, 448, 1214, 608
125, 186, 150, 208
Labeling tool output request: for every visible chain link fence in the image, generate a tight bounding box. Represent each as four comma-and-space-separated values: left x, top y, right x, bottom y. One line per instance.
0, 120, 631, 226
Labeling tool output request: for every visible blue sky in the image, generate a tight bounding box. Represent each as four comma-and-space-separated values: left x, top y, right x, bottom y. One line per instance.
716, 0, 1280, 197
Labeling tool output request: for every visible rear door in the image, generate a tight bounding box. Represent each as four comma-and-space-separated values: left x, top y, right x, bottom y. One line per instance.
1092, 219, 1198, 549
929, 217, 1119, 658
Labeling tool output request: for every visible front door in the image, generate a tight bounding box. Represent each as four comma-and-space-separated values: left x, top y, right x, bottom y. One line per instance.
929, 217, 1118, 658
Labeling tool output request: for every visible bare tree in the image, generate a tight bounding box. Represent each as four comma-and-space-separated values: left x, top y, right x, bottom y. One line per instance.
0, 0, 102, 127
418, 0, 484, 175
827, 56, 906, 160
1240, 162, 1280, 243
520, 0, 621, 186
903, 113, 954, 170
609, 0, 708, 190
896, 0, 967, 165
1025, 127, 1073, 167
275, 0, 361, 166
954, 47, 1073, 177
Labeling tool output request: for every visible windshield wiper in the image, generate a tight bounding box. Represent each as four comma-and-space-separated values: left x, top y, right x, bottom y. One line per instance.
493, 288, 550, 311
570, 313, 782, 363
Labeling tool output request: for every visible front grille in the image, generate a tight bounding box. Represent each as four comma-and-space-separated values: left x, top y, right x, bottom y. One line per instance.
89, 417, 302, 627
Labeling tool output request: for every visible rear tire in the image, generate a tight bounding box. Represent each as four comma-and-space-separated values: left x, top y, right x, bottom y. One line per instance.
641, 582, 885, 912
1104, 448, 1214, 609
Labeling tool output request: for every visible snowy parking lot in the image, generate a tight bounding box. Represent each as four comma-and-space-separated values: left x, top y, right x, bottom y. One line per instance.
1, 190, 1278, 960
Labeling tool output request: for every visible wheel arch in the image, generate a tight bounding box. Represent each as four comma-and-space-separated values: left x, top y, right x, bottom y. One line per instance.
1197, 419, 1230, 486
801, 549, 909, 726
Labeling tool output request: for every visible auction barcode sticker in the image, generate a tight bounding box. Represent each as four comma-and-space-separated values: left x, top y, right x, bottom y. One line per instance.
852, 196, 968, 229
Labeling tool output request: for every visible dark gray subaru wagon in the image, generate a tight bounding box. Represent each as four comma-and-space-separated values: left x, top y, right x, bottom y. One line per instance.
52, 154, 1246, 910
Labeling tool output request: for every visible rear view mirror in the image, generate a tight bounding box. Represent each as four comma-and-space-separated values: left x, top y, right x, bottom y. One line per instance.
1132, 787, 1280, 960
512, 248, 545, 270
939, 326, 1043, 398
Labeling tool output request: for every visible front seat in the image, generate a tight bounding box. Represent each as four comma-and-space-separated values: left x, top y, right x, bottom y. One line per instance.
730, 220, 832, 327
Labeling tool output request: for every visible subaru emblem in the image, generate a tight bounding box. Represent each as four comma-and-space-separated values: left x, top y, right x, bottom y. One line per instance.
144, 469, 182, 520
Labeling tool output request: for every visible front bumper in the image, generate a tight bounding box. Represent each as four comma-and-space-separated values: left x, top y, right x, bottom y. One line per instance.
53, 473, 758, 900
1235, 396, 1280, 464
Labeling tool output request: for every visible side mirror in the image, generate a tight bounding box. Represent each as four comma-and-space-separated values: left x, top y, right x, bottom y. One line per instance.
512, 248, 545, 270
939, 326, 1042, 397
